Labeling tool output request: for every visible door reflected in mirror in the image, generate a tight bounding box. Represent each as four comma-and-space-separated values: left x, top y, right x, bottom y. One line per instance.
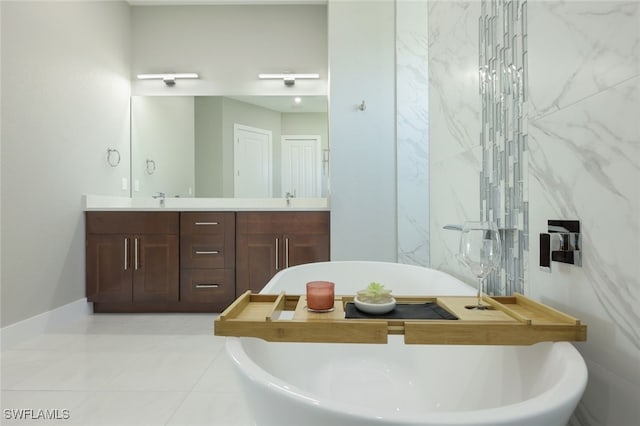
131, 95, 329, 198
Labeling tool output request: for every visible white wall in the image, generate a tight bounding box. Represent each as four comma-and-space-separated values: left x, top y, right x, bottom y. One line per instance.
0, 1, 131, 327
131, 5, 327, 96
328, 0, 397, 261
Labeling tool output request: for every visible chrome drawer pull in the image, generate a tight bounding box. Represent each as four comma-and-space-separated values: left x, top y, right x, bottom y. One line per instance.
195, 250, 220, 255
195, 222, 219, 225
195, 283, 220, 289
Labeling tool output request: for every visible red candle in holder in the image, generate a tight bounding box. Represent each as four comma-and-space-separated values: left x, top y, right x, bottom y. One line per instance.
306, 281, 335, 311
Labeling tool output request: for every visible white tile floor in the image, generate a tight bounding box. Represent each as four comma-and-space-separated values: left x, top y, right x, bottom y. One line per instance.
0, 314, 254, 425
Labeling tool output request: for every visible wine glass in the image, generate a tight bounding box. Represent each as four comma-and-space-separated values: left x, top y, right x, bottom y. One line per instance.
458, 221, 502, 310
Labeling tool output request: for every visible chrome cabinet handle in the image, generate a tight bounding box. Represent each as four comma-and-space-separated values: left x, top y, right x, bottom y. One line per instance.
195, 250, 219, 255
275, 238, 279, 270
285, 238, 289, 268
195, 283, 220, 289
124, 238, 129, 271
134, 238, 139, 270
195, 222, 219, 226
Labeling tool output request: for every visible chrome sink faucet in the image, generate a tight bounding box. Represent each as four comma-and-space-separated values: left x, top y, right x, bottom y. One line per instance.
285, 190, 296, 206
153, 192, 166, 207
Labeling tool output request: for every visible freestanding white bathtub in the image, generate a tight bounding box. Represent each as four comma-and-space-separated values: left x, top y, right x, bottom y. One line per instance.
226, 261, 587, 426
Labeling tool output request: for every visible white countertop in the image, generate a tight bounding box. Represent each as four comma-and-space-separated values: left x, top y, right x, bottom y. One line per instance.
83, 195, 330, 211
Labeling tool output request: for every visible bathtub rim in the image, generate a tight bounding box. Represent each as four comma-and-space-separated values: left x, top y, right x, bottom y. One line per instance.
226, 338, 587, 425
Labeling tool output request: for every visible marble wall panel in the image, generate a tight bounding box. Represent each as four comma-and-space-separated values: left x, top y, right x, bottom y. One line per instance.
430, 146, 483, 281
428, 0, 639, 424
528, 76, 640, 426
397, 0, 430, 266
527, 2, 640, 424
528, 1, 640, 120
428, 1, 481, 164
428, 0, 481, 277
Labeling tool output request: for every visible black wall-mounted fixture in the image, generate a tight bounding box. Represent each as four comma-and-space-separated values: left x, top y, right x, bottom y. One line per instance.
540, 220, 581, 272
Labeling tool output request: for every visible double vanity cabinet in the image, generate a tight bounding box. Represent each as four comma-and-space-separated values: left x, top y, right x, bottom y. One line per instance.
85, 210, 329, 313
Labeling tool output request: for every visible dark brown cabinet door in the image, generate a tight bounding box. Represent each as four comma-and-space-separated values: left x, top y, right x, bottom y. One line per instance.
236, 212, 330, 294
86, 212, 187, 311
86, 234, 132, 303
285, 233, 330, 268
132, 235, 179, 303
236, 233, 280, 294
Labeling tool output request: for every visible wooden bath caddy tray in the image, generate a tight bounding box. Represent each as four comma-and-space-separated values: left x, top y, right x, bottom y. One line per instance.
214, 291, 586, 345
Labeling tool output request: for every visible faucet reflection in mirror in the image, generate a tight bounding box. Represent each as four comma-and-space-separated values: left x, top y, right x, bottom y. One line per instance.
130, 95, 329, 199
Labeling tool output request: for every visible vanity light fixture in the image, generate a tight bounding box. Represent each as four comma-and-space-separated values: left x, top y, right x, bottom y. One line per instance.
258, 73, 320, 87
136, 73, 199, 86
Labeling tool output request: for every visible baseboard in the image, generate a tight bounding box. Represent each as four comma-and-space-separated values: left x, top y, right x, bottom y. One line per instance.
0, 298, 92, 350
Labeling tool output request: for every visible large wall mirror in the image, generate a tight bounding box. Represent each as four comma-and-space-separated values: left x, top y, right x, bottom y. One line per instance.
131, 95, 329, 198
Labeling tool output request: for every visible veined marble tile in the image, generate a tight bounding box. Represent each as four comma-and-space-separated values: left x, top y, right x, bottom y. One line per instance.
397, 0, 430, 266
528, 1, 640, 120
428, 0, 481, 163
528, 76, 640, 354
428, 0, 481, 280
430, 145, 483, 284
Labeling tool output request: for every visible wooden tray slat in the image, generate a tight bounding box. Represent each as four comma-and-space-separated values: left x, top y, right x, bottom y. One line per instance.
215, 319, 388, 344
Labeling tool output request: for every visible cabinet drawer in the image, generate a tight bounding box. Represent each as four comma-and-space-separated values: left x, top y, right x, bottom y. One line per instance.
180, 269, 235, 304
236, 211, 329, 235
181, 235, 227, 269
86, 212, 179, 235
180, 212, 234, 236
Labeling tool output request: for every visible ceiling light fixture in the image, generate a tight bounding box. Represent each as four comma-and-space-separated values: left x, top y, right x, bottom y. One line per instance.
137, 73, 199, 86
258, 73, 320, 87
